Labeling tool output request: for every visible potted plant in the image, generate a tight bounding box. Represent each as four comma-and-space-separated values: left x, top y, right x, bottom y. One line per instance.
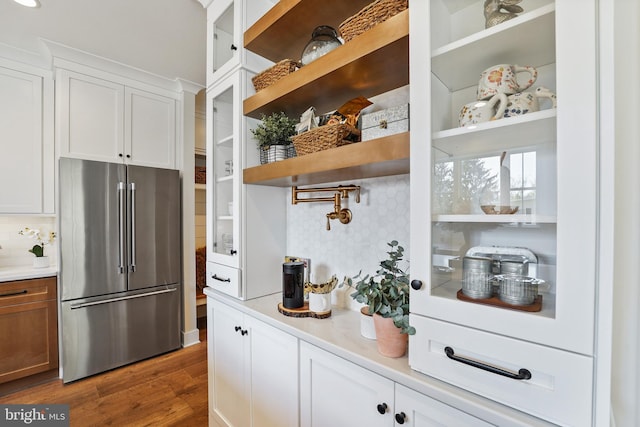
19, 227, 56, 268
250, 112, 297, 164
344, 240, 415, 357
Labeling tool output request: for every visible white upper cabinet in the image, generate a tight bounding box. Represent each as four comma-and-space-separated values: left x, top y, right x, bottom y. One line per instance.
0, 62, 54, 214
57, 69, 177, 169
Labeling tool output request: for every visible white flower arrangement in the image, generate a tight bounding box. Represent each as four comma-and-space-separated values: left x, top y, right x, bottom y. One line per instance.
18, 227, 56, 257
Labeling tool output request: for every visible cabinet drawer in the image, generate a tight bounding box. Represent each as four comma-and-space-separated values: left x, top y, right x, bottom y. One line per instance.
206, 262, 241, 298
0, 277, 56, 307
409, 315, 593, 426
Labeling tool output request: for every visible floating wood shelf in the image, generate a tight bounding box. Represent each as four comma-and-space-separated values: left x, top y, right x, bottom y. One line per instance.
243, 132, 409, 187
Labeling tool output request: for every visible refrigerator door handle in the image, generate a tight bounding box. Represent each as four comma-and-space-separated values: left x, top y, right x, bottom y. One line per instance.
118, 182, 126, 274
129, 182, 137, 273
69, 287, 178, 310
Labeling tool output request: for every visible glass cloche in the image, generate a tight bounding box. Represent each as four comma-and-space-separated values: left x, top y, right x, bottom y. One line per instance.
300, 26, 342, 65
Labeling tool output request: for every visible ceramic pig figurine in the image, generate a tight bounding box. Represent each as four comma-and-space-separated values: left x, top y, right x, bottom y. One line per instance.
484, 0, 524, 29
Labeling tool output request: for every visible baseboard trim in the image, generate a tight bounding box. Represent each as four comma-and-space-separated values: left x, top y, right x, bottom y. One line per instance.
182, 328, 201, 347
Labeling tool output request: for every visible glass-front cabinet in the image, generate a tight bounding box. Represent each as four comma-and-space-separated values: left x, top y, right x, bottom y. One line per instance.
409, 1, 598, 425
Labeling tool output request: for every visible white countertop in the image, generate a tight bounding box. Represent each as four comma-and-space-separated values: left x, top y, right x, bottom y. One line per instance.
0, 266, 58, 282
204, 287, 554, 427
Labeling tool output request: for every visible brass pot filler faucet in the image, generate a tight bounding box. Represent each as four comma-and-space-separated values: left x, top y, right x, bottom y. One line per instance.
291, 185, 361, 230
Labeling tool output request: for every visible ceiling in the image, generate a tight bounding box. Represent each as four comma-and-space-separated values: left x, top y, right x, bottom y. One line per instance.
0, 0, 207, 86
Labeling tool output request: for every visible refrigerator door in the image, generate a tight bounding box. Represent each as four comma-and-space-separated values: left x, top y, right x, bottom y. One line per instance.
59, 158, 127, 301
60, 284, 181, 383
126, 165, 181, 291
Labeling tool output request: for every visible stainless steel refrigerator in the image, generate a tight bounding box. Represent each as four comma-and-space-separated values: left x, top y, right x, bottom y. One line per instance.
59, 158, 182, 383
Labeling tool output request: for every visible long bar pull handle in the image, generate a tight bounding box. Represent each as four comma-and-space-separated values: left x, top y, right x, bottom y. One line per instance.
211, 274, 231, 283
129, 182, 136, 273
444, 346, 532, 381
118, 182, 126, 274
70, 287, 177, 309
0, 290, 28, 298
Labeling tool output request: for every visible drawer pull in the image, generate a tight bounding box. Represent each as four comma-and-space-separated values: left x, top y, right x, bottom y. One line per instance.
0, 289, 28, 298
211, 274, 231, 283
444, 346, 532, 381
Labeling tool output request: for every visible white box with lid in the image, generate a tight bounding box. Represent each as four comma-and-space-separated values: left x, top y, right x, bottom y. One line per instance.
360, 104, 409, 141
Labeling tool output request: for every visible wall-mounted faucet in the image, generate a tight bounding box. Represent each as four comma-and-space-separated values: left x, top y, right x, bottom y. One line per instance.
292, 185, 361, 230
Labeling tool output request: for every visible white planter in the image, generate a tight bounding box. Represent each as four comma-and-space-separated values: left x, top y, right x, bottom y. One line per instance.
33, 256, 50, 268
360, 306, 376, 340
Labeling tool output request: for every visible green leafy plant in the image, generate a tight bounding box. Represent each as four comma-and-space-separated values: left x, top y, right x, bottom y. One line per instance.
343, 240, 415, 335
18, 227, 56, 257
250, 112, 297, 147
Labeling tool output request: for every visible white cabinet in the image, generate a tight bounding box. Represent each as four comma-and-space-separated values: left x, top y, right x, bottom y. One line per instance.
409, 1, 598, 424
205, 0, 273, 84
207, 298, 298, 427
300, 342, 493, 427
0, 63, 54, 214
205, 69, 286, 300
57, 69, 177, 169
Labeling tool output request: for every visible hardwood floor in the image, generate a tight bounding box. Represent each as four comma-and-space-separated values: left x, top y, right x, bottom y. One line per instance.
0, 323, 208, 427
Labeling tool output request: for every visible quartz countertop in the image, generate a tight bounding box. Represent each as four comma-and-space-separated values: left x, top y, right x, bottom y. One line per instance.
203, 287, 554, 427
0, 266, 58, 282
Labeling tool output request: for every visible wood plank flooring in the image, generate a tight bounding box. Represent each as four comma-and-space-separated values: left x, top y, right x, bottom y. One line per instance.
0, 325, 208, 427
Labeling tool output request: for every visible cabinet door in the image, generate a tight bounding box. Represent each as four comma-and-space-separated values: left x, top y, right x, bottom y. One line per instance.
207, 299, 250, 427
57, 69, 125, 163
125, 87, 176, 169
394, 384, 492, 427
246, 316, 298, 427
206, 74, 241, 269
410, 0, 597, 355
0, 66, 44, 213
300, 342, 394, 427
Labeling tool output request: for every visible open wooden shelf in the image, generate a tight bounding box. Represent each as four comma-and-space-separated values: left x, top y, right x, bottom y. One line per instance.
243, 132, 409, 186
243, 10, 409, 119
244, 0, 373, 63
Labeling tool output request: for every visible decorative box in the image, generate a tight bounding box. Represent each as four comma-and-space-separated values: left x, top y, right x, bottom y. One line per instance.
360, 104, 409, 141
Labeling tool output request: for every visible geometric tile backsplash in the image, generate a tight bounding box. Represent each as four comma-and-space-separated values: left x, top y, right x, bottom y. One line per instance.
286, 174, 410, 309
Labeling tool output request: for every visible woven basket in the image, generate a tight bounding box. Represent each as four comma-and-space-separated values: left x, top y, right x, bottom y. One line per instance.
339, 0, 409, 43
290, 123, 356, 156
252, 59, 300, 92
195, 166, 206, 184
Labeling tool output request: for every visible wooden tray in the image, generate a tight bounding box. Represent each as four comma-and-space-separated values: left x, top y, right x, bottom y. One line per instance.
277, 302, 331, 319
456, 289, 542, 312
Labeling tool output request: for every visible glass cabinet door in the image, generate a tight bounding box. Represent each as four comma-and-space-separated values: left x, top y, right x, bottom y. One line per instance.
410, 0, 597, 356
207, 0, 237, 83
207, 73, 240, 269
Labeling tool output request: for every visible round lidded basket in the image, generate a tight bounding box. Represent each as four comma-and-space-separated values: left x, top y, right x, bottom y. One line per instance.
461, 256, 493, 299
496, 274, 544, 306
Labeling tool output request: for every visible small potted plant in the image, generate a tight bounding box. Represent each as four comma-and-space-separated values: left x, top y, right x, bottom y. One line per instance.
344, 240, 415, 357
19, 227, 56, 268
250, 112, 297, 164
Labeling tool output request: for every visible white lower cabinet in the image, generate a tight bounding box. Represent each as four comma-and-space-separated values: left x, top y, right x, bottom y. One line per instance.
300, 342, 491, 427
207, 298, 298, 427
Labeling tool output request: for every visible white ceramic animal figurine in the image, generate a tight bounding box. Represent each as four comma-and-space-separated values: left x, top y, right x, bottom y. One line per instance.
484, 0, 524, 28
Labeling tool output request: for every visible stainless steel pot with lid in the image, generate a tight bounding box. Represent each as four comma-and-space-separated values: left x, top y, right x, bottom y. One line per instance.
462, 256, 493, 299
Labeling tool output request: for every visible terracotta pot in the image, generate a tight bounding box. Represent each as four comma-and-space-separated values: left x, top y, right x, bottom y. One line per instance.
372, 313, 408, 358
360, 306, 376, 340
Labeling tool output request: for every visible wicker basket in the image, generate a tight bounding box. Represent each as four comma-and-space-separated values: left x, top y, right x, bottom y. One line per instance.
290, 123, 356, 156
252, 59, 300, 92
339, 0, 409, 43
195, 166, 206, 184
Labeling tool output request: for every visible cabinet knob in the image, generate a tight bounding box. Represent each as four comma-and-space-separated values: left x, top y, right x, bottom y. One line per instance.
234, 326, 241, 332
230, 249, 237, 255
395, 412, 407, 424
230, 44, 237, 51
241, 329, 248, 336
410, 279, 423, 290
119, 153, 123, 157
376, 403, 387, 415
126, 154, 131, 159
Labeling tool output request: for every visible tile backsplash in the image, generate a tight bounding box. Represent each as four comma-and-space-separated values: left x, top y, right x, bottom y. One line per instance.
286, 174, 410, 309
0, 216, 57, 267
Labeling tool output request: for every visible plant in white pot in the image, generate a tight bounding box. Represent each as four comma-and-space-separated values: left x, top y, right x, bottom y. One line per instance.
344, 240, 415, 357
251, 112, 297, 164
19, 227, 56, 268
